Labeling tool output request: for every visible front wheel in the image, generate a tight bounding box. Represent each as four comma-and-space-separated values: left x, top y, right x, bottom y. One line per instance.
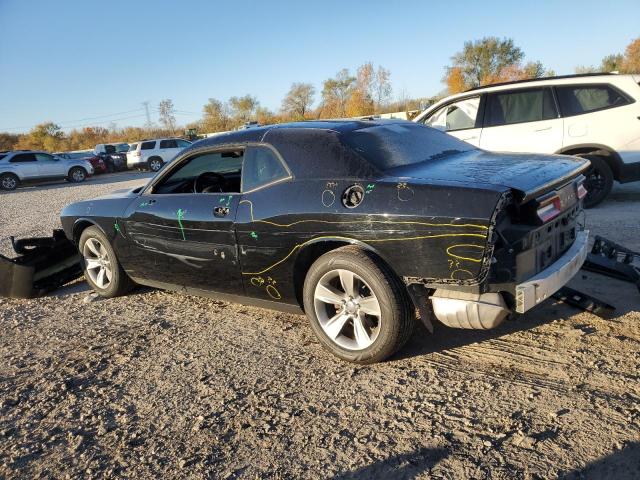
68, 167, 87, 183
0, 173, 19, 190
303, 246, 415, 364
79, 226, 134, 297
580, 155, 613, 208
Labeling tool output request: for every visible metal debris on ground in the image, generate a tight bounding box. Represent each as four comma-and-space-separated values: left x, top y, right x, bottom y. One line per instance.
552, 286, 615, 317
0, 229, 82, 298
582, 235, 640, 292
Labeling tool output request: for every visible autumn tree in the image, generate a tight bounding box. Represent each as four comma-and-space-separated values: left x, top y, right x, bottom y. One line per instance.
158, 99, 176, 134
623, 37, 640, 73
320, 69, 356, 117
0, 133, 20, 151
229, 95, 259, 125
16, 122, 64, 151
202, 98, 230, 133
445, 67, 468, 93
281, 82, 315, 120
601, 54, 624, 72
374, 65, 392, 109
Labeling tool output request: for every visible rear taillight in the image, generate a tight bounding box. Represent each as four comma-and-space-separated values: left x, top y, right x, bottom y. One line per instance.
576, 179, 587, 200
133, 151, 141, 157
537, 192, 562, 223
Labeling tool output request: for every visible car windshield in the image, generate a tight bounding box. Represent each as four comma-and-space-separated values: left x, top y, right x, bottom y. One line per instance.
0, 154, 6, 161
341, 122, 474, 171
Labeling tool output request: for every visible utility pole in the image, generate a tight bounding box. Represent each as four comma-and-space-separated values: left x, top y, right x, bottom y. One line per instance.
142, 101, 153, 129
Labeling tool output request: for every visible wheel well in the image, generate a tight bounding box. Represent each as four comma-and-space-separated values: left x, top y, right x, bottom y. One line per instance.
559, 146, 623, 181
73, 220, 95, 244
68, 165, 86, 175
148, 156, 163, 162
292, 240, 400, 309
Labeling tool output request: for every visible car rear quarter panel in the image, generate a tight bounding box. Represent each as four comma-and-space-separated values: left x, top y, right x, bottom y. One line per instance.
235, 178, 505, 305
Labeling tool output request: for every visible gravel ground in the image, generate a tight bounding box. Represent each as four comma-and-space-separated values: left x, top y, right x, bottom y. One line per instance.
1, 173, 639, 479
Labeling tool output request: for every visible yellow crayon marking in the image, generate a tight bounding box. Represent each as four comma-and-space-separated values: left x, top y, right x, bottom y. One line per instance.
446, 244, 485, 263
239, 199, 488, 231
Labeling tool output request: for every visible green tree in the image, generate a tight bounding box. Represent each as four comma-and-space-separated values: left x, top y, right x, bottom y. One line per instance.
448, 37, 524, 88
281, 83, 315, 120
601, 54, 624, 72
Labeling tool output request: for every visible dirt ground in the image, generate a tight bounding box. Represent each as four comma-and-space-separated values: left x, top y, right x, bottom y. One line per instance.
1, 173, 639, 479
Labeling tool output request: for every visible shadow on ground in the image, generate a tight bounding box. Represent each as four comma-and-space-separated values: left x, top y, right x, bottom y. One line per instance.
559, 442, 640, 480
0, 171, 152, 195
330, 447, 449, 480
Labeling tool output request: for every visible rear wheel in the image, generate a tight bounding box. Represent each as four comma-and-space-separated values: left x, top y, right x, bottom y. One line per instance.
79, 226, 134, 297
303, 246, 415, 364
68, 167, 87, 183
148, 157, 163, 172
579, 155, 613, 208
0, 173, 19, 191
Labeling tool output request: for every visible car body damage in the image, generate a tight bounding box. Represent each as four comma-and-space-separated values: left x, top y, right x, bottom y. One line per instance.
0, 230, 82, 298
59, 121, 588, 310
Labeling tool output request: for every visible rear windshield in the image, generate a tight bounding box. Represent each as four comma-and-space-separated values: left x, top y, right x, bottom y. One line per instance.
341, 122, 474, 171
0, 154, 7, 161
116, 144, 129, 152
129, 143, 139, 151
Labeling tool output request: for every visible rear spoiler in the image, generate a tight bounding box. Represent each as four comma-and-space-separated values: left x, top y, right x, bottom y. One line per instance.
0, 230, 83, 298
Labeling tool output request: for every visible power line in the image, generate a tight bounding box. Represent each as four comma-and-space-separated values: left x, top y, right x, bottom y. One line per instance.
0, 108, 145, 131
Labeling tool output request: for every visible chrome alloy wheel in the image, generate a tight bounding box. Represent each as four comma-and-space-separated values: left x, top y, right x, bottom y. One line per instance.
72, 169, 85, 181
1, 176, 17, 189
82, 237, 113, 289
149, 159, 162, 171
313, 269, 382, 350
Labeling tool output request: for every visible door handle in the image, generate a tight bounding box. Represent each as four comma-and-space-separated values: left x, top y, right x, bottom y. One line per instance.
214, 206, 230, 217
462, 136, 478, 141
534, 126, 552, 132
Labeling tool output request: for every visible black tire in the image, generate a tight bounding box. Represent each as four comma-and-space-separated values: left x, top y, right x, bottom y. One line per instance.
79, 226, 134, 298
67, 167, 87, 183
148, 157, 164, 172
0, 173, 19, 191
303, 246, 415, 364
579, 155, 613, 208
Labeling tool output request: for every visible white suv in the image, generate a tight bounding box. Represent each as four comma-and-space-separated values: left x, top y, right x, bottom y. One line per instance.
126, 138, 192, 172
414, 73, 640, 207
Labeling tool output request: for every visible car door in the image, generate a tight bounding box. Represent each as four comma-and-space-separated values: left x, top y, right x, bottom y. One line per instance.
9, 153, 39, 178
35, 153, 66, 177
422, 96, 482, 146
158, 139, 179, 162
120, 147, 244, 294
479, 87, 563, 154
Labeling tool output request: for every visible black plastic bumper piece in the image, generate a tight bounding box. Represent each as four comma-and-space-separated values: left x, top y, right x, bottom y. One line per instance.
0, 229, 83, 299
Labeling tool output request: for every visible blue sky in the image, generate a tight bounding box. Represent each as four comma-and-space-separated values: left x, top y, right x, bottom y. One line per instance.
0, 0, 638, 133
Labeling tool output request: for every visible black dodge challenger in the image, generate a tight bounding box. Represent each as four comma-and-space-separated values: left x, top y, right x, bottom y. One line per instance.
60, 120, 590, 363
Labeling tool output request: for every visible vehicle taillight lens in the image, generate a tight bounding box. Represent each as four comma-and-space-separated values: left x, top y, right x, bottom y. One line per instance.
133, 151, 140, 157
576, 179, 588, 200
537, 193, 562, 223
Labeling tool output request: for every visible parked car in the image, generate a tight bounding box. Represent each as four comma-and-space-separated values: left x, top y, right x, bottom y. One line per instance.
94, 143, 129, 172
61, 120, 589, 363
126, 138, 192, 172
0, 150, 94, 190
414, 73, 640, 207
55, 150, 107, 174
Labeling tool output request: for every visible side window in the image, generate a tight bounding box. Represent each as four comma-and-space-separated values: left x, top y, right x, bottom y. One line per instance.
445, 97, 480, 131
35, 153, 54, 162
242, 146, 289, 192
10, 153, 37, 163
484, 88, 556, 127
176, 139, 191, 148
423, 106, 447, 130
556, 85, 630, 117
153, 149, 244, 194
141, 141, 156, 150
160, 139, 178, 149
129, 143, 139, 152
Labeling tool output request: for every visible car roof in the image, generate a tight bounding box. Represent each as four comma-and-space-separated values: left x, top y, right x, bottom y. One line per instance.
195, 119, 409, 147
464, 72, 620, 92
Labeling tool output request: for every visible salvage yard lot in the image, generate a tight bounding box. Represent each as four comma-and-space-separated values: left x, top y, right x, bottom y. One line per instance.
1, 173, 639, 479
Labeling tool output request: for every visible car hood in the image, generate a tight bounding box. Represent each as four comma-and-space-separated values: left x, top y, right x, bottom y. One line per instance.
386, 149, 589, 201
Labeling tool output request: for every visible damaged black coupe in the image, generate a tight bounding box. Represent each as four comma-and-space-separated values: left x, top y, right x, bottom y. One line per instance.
58, 120, 590, 363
